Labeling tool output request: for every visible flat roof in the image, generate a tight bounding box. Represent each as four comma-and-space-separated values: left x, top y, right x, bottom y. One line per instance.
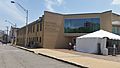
45, 10, 115, 16
45, 10, 120, 17
112, 13, 120, 17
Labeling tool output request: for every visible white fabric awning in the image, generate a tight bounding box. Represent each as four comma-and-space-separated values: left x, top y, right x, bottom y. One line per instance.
112, 21, 120, 25
77, 30, 120, 40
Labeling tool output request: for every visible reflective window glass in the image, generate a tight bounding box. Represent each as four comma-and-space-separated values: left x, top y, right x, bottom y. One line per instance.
64, 18, 100, 33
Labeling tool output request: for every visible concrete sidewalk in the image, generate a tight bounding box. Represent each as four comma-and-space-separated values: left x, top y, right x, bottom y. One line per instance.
15, 46, 120, 68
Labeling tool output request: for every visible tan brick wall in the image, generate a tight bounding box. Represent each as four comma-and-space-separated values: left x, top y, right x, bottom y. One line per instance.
100, 11, 112, 32
112, 14, 120, 22
43, 11, 67, 48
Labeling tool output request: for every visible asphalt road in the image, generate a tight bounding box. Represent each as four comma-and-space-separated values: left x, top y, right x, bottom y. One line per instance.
0, 43, 80, 68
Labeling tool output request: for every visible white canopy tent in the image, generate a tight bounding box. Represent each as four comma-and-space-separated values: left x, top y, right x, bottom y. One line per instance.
112, 21, 120, 25
77, 30, 120, 40
76, 30, 120, 54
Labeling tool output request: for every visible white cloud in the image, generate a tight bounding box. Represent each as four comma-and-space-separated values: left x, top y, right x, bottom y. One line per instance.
44, 0, 64, 11
45, 0, 55, 11
112, 0, 120, 5
56, 0, 64, 5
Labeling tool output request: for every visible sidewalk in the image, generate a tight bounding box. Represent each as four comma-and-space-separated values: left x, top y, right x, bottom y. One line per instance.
15, 46, 120, 68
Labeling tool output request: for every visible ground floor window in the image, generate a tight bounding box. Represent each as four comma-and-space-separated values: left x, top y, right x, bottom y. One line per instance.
112, 26, 120, 35
39, 37, 41, 43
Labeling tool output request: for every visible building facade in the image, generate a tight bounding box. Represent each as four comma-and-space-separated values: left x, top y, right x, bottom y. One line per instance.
0, 30, 5, 41
9, 26, 19, 44
16, 10, 120, 49
0, 30, 8, 43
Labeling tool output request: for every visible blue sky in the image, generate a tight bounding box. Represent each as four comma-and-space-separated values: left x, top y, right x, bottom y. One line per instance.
0, 0, 120, 31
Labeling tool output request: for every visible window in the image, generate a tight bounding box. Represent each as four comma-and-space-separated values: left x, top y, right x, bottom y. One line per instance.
40, 23, 42, 31
27, 38, 29, 43
39, 37, 41, 43
36, 37, 38, 42
112, 26, 120, 35
64, 18, 100, 33
37, 24, 39, 32
33, 25, 35, 32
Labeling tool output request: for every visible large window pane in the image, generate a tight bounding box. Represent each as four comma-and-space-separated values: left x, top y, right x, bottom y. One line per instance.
64, 18, 100, 33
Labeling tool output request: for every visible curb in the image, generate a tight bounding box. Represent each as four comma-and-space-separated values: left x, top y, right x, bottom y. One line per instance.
17, 47, 34, 53
13, 45, 88, 68
12, 45, 34, 53
38, 53, 88, 68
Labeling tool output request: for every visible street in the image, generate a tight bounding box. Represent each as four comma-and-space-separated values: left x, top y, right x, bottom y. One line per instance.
0, 44, 80, 68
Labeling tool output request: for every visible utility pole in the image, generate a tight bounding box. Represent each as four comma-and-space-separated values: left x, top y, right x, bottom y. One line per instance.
6, 26, 9, 44
11, 1, 28, 47
5, 20, 17, 45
